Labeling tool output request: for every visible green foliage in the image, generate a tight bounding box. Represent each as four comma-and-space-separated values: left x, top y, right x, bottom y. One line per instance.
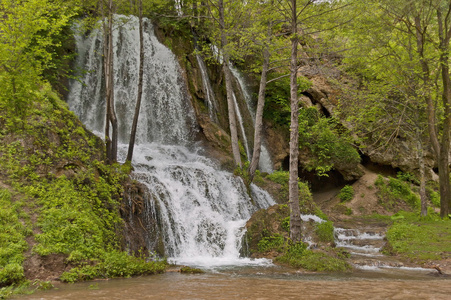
293, 251, 351, 272
396, 172, 419, 185
24, 174, 122, 261
338, 185, 354, 202
257, 234, 285, 253
60, 252, 166, 283
0, 88, 167, 285
266, 171, 313, 206
315, 221, 335, 243
375, 175, 420, 210
276, 242, 350, 272
275, 242, 308, 266
299, 108, 360, 176
385, 211, 451, 261
426, 181, 440, 208
180, 266, 205, 274
0, 0, 75, 121
266, 170, 289, 185
0, 189, 27, 286
281, 217, 290, 232
264, 75, 291, 126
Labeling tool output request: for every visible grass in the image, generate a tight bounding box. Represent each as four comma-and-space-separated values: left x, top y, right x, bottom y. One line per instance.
385, 211, 451, 261
275, 242, 351, 272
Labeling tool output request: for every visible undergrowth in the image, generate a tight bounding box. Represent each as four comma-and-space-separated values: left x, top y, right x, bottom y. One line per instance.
375, 174, 420, 210
275, 242, 351, 272
0, 86, 167, 289
385, 211, 451, 261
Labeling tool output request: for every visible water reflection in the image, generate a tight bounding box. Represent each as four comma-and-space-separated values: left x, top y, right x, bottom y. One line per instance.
21, 266, 451, 300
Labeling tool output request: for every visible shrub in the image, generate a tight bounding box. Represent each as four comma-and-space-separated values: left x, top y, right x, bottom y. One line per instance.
257, 234, 285, 253
315, 221, 335, 243
338, 185, 354, 202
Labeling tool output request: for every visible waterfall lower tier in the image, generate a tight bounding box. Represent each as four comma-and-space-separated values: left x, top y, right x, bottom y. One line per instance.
68, 15, 276, 268
120, 143, 274, 267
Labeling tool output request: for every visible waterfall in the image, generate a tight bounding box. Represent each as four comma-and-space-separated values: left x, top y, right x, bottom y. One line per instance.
232, 92, 251, 160
68, 15, 274, 267
195, 54, 219, 122
230, 66, 273, 174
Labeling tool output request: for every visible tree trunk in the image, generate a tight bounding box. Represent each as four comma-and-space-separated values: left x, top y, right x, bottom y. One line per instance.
414, 13, 450, 218
418, 139, 427, 217
107, 0, 118, 163
289, 0, 301, 243
249, 45, 270, 179
219, 0, 241, 168
437, 9, 451, 217
126, 0, 144, 163
102, 3, 112, 163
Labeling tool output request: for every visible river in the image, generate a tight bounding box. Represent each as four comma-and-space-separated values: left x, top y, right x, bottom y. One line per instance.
21, 265, 451, 300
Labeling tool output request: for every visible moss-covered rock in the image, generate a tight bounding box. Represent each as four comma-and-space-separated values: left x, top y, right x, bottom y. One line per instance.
243, 202, 350, 272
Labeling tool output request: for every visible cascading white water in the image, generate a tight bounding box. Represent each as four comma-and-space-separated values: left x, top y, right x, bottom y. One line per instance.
69, 16, 196, 145
195, 54, 219, 122
68, 15, 275, 267
230, 66, 273, 174
232, 92, 251, 160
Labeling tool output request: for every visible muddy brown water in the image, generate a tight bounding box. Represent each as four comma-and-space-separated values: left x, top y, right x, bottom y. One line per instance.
19, 265, 451, 300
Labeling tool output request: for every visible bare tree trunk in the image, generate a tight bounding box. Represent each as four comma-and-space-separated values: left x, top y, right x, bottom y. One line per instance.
249, 45, 269, 180
102, 2, 112, 163
289, 0, 301, 243
414, 13, 450, 218
418, 139, 427, 216
219, 0, 241, 168
126, 0, 144, 163
107, 0, 118, 163
437, 9, 451, 217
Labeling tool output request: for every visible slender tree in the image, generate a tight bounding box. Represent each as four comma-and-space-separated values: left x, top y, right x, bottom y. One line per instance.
287, 0, 302, 243
102, 0, 119, 163
126, 0, 144, 163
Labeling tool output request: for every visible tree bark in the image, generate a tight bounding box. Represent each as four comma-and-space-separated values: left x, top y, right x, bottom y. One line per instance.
249, 44, 270, 179
436, 9, 451, 217
103, 0, 118, 164
219, 0, 241, 168
102, 2, 111, 163
418, 139, 427, 217
289, 0, 302, 243
414, 12, 450, 218
107, 0, 118, 163
126, 0, 144, 163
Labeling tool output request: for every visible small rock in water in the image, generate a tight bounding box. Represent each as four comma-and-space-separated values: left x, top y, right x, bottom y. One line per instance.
180, 266, 205, 274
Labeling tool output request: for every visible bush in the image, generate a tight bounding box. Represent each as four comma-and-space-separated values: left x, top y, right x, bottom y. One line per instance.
257, 234, 285, 253
315, 221, 335, 243
276, 242, 351, 272
60, 251, 167, 283
338, 185, 354, 202
375, 175, 420, 210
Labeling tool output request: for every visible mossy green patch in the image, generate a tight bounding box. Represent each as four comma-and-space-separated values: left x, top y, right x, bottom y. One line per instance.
385, 211, 451, 261
180, 266, 205, 274
60, 251, 166, 283
0, 88, 167, 286
275, 242, 351, 272
0, 189, 28, 286
375, 175, 420, 210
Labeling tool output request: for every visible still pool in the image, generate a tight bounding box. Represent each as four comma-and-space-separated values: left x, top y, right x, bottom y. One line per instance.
19, 265, 451, 299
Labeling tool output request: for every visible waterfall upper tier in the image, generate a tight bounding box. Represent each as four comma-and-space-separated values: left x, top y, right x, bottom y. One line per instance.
68, 15, 196, 145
